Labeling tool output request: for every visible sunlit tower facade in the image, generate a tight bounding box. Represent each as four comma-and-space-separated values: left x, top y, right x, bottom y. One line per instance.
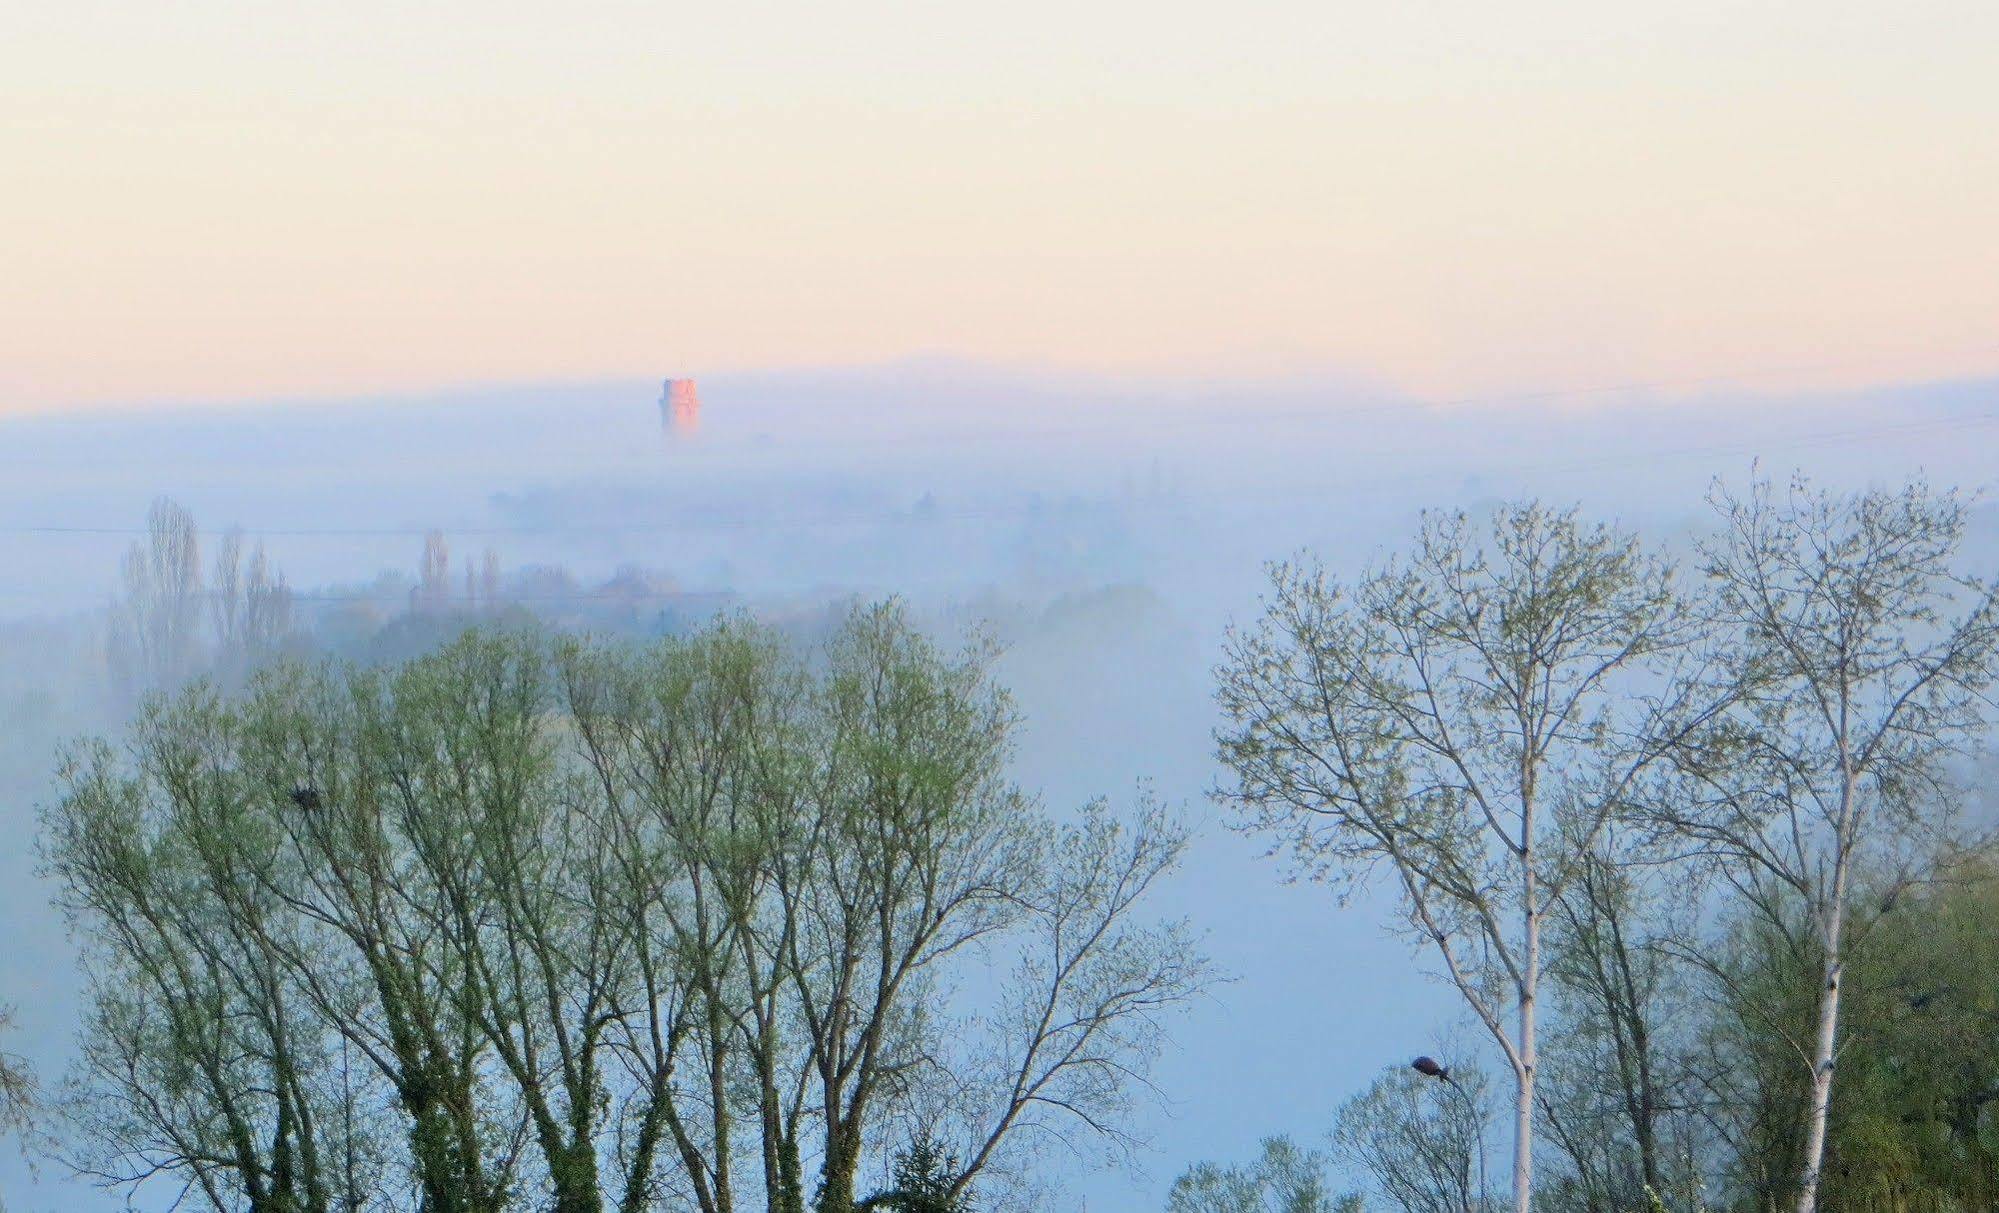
660, 378, 700, 436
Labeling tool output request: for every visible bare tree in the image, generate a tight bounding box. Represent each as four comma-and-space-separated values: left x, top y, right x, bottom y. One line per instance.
207, 530, 293, 680
240, 543, 294, 655
109, 497, 203, 688
1333, 1067, 1493, 1213
418, 531, 451, 611
1216, 505, 1719, 1213
0, 1005, 37, 1209
936, 797, 1210, 1210
1652, 475, 1999, 1213
1534, 832, 1714, 1213
211, 527, 245, 651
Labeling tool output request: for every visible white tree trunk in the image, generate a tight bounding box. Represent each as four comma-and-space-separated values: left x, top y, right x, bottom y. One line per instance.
1794, 840, 1850, 1213
1514, 914, 1539, 1213
1515, 818, 1540, 1213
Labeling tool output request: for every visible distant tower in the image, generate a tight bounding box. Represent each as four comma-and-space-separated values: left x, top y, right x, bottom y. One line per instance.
660, 378, 700, 436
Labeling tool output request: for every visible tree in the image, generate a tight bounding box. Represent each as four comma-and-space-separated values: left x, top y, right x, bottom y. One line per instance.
562, 618, 817, 1213
418, 531, 451, 610
868, 1136, 975, 1213
46, 694, 388, 1213
778, 606, 1208, 1213
933, 795, 1208, 1209
104, 502, 293, 691
1535, 840, 1709, 1213
1169, 1135, 1339, 1213
1215, 504, 1717, 1213
240, 543, 295, 658
0, 1005, 37, 1208
482, 550, 501, 610
210, 529, 295, 681
1333, 1068, 1492, 1213
212, 527, 245, 651
1816, 850, 1999, 1213
786, 607, 1037, 1213
1680, 848, 1999, 1213
1683, 898, 1816, 1213
348, 631, 614, 1213
46, 606, 1206, 1213
109, 496, 203, 689
1653, 476, 1999, 1213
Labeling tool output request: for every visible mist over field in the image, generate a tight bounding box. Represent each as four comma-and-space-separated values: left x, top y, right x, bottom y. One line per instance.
3, 362, 1998, 1212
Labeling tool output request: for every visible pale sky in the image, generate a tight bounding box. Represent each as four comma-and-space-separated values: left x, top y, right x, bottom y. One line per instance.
5, 1, 1998, 413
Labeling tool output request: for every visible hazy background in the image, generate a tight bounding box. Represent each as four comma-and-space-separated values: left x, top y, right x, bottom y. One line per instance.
3, 363, 1996, 1210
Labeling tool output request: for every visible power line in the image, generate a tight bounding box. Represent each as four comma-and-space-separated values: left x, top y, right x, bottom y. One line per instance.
2, 505, 1071, 539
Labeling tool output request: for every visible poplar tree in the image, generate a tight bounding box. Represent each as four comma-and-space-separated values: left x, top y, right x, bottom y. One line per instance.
1656, 476, 1999, 1213
1216, 504, 1716, 1213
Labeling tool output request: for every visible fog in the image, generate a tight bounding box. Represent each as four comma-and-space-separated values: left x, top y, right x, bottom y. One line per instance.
2, 361, 1996, 1211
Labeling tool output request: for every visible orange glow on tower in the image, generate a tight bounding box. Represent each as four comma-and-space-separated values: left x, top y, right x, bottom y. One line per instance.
660, 378, 700, 435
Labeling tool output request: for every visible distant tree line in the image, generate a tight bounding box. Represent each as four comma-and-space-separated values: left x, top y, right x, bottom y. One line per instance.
101, 498, 742, 701
108, 498, 297, 690
43, 604, 1209, 1213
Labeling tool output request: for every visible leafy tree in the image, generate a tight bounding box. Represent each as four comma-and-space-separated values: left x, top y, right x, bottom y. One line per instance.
1686, 850, 1999, 1213
47, 689, 397, 1213
44, 606, 1206, 1213
1653, 476, 1999, 1213
866, 1136, 975, 1213
562, 617, 820, 1213
1216, 504, 1717, 1213
1168, 1135, 1339, 1213
1822, 852, 1999, 1212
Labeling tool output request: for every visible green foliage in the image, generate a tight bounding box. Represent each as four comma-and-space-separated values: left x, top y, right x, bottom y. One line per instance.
868, 1136, 974, 1213
1217, 501, 1708, 1213
1817, 856, 1999, 1213
1214, 477, 1999, 1213
1695, 852, 1999, 1213
1169, 1135, 1339, 1213
43, 605, 1203, 1213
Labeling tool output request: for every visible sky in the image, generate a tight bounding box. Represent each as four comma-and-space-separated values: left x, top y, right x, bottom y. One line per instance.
6, 1, 1999, 413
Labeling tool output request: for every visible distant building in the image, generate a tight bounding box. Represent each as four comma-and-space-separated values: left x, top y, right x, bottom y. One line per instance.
660, 378, 700, 435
